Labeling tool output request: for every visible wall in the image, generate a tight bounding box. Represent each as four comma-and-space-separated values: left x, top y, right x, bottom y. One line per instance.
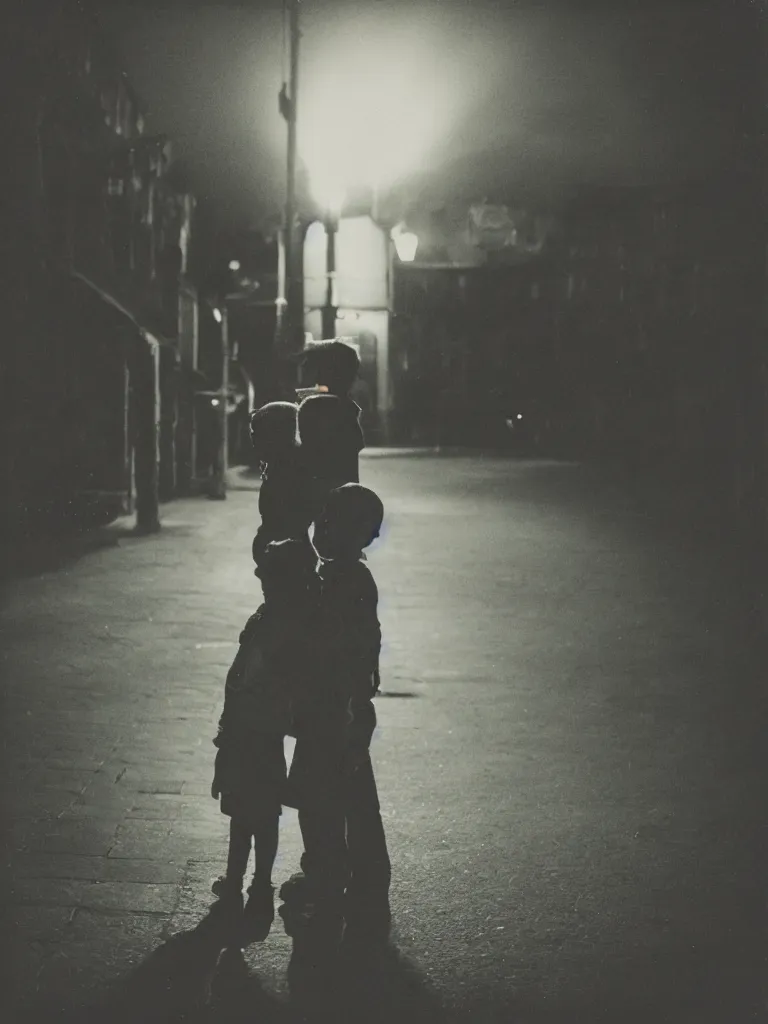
5, 0, 198, 535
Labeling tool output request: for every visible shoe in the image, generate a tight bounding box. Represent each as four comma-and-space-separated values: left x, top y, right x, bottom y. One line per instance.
279, 879, 345, 945
240, 881, 275, 944
279, 871, 313, 906
211, 875, 243, 902
344, 883, 391, 936
293, 896, 345, 951
209, 876, 244, 947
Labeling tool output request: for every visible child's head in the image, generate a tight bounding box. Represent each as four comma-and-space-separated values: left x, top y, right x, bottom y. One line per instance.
249, 402, 298, 464
255, 538, 317, 604
298, 340, 360, 397
296, 393, 350, 455
313, 484, 384, 561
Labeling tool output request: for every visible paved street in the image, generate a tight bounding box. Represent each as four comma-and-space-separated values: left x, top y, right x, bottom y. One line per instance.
1, 454, 766, 1023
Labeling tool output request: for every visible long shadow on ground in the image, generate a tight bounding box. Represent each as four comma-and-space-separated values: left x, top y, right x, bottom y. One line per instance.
1, 528, 125, 581
19, 898, 764, 1024
31, 901, 458, 1024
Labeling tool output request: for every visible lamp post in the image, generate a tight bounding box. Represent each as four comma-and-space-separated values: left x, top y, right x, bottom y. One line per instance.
390, 222, 418, 313
388, 224, 419, 446
321, 209, 339, 339
276, 0, 300, 354
206, 304, 229, 499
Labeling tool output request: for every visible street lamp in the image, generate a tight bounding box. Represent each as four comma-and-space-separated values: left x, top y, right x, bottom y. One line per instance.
391, 224, 419, 263
300, 41, 446, 211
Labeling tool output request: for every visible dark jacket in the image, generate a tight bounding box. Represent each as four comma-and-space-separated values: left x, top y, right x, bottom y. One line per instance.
213, 599, 318, 819
315, 557, 381, 709
298, 395, 365, 516
252, 448, 314, 566
214, 605, 313, 744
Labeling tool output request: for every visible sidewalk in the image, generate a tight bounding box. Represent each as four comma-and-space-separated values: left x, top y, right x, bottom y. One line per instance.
1, 474, 455, 1023
2, 454, 765, 1023
1, 492, 294, 1019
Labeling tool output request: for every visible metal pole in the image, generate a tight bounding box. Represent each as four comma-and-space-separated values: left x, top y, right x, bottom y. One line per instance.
278, 0, 300, 355
209, 305, 229, 499
134, 335, 162, 532
221, 306, 229, 484
321, 213, 337, 339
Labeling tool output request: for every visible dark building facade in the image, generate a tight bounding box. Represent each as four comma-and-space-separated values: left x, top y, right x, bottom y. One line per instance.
390, 166, 765, 548
3, 1, 201, 539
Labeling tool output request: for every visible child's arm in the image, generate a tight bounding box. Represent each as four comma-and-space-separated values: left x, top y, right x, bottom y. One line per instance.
214, 614, 264, 753
211, 746, 225, 799
342, 699, 376, 775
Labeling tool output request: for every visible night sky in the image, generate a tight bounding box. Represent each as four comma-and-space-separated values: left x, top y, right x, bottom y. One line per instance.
99, 0, 756, 232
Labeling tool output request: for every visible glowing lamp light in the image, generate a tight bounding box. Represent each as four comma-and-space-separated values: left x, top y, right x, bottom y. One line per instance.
300, 39, 448, 215
391, 224, 418, 263
228, 260, 241, 271
212, 308, 223, 323
315, 182, 345, 219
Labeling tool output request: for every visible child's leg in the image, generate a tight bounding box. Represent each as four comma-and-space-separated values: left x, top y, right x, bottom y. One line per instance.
344, 756, 391, 896
344, 701, 390, 899
249, 733, 286, 888
226, 819, 253, 885
242, 810, 279, 942
252, 811, 279, 888
291, 711, 349, 903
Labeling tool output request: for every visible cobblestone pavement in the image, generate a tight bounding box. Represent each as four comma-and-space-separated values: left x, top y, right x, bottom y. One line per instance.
1, 455, 765, 1023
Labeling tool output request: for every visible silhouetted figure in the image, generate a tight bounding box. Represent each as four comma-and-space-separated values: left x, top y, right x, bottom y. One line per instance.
211, 539, 318, 947
282, 485, 391, 937
299, 392, 364, 488
295, 340, 365, 511
248, 401, 313, 570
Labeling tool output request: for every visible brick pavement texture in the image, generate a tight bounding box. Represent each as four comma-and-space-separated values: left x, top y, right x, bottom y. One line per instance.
1, 455, 766, 1024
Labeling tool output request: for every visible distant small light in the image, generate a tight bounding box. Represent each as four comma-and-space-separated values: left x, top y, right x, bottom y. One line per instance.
229, 260, 241, 271
517, 414, 523, 420
211, 398, 220, 407
212, 308, 223, 323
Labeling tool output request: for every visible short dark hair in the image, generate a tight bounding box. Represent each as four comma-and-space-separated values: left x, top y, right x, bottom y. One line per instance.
321, 483, 384, 548
297, 393, 347, 446
299, 340, 360, 395
249, 401, 298, 459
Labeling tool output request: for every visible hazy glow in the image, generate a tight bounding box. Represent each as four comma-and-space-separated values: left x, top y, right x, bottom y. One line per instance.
228, 260, 241, 271
212, 308, 223, 323
300, 35, 451, 209
303, 216, 389, 310
335, 217, 389, 309
321, 185, 346, 219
